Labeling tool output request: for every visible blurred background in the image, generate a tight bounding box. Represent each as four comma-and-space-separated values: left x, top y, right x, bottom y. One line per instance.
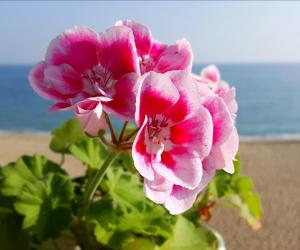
0, 1, 299, 250
1, 1, 300, 137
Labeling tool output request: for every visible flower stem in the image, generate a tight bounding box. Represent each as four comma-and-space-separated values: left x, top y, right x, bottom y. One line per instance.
79, 151, 119, 217
118, 121, 128, 143
123, 127, 140, 141
104, 112, 117, 144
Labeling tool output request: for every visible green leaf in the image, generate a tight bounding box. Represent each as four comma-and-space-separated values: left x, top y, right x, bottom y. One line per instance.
50, 118, 84, 153
0, 155, 75, 241
0, 213, 30, 250
241, 192, 262, 219
117, 204, 174, 239
14, 173, 75, 240
107, 231, 135, 250
234, 176, 253, 193
0, 155, 65, 196
89, 167, 175, 248
101, 167, 146, 212
87, 199, 118, 245
226, 193, 262, 230
69, 137, 108, 169
113, 152, 136, 173
123, 238, 158, 250
232, 154, 241, 176
200, 155, 262, 230
160, 216, 217, 250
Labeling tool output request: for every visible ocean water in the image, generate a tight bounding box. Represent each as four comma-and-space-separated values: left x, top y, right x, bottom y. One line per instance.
0, 64, 300, 138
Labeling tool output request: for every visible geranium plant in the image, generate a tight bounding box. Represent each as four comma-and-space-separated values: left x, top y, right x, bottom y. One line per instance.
0, 21, 262, 250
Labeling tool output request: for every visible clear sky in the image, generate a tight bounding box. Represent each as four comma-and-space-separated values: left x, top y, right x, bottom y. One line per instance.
1, 1, 300, 64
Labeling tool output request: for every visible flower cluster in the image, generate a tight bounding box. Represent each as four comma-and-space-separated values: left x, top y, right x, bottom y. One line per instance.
29, 20, 238, 214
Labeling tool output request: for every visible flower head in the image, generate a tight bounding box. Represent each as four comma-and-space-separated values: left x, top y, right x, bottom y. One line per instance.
194, 65, 239, 174
195, 64, 238, 119
29, 21, 240, 215
29, 26, 140, 135
132, 71, 214, 214
116, 20, 193, 74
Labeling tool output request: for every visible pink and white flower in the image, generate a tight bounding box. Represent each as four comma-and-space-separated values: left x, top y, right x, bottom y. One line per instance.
195, 65, 239, 174
29, 21, 240, 214
196, 64, 238, 119
132, 71, 215, 214
116, 20, 193, 74
29, 26, 140, 135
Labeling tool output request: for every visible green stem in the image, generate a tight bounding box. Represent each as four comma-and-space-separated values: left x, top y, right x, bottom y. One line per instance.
79, 151, 119, 217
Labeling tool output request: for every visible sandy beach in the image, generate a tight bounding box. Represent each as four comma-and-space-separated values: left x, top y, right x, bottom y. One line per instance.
0, 133, 299, 250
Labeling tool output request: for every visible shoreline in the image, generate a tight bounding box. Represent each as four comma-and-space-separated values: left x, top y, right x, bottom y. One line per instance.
2, 130, 300, 142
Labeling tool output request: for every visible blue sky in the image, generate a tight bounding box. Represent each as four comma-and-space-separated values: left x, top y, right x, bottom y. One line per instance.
1, 1, 300, 64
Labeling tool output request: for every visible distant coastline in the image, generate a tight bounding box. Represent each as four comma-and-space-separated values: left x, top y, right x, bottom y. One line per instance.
1, 64, 300, 137
2, 129, 300, 142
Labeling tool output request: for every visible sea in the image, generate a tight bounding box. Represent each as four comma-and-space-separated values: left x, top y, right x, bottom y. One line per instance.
1, 64, 300, 140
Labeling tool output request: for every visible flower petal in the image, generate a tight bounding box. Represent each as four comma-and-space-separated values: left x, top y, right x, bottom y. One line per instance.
116, 20, 152, 56
216, 86, 238, 120
98, 26, 140, 79
46, 27, 99, 73
154, 39, 193, 73
135, 72, 179, 126
210, 127, 239, 173
103, 72, 139, 120
49, 102, 70, 112
150, 39, 168, 59
28, 61, 67, 101
201, 64, 221, 83
152, 152, 203, 189
201, 95, 233, 145
169, 105, 213, 160
73, 97, 106, 136
43, 64, 82, 96
164, 185, 199, 215
197, 157, 217, 192
144, 173, 173, 204
163, 158, 215, 215
132, 117, 155, 181
193, 76, 215, 97
163, 71, 200, 123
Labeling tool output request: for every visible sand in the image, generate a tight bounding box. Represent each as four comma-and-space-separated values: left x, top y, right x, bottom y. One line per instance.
0, 133, 299, 250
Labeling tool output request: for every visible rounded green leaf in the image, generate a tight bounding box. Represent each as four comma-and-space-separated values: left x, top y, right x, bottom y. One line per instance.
50, 118, 84, 153
14, 173, 75, 240
160, 217, 218, 250
0, 155, 75, 241
0, 155, 65, 196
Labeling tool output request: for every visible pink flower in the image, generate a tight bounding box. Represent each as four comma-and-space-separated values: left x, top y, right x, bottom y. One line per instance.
132, 71, 214, 214
116, 20, 193, 74
195, 65, 239, 174
29, 26, 140, 134
198, 65, 238, 119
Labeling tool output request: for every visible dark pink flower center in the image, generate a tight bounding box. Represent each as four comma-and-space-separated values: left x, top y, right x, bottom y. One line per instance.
140, 55, 155, 74
145, 115, 172, 159
82, 65, 115, 97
